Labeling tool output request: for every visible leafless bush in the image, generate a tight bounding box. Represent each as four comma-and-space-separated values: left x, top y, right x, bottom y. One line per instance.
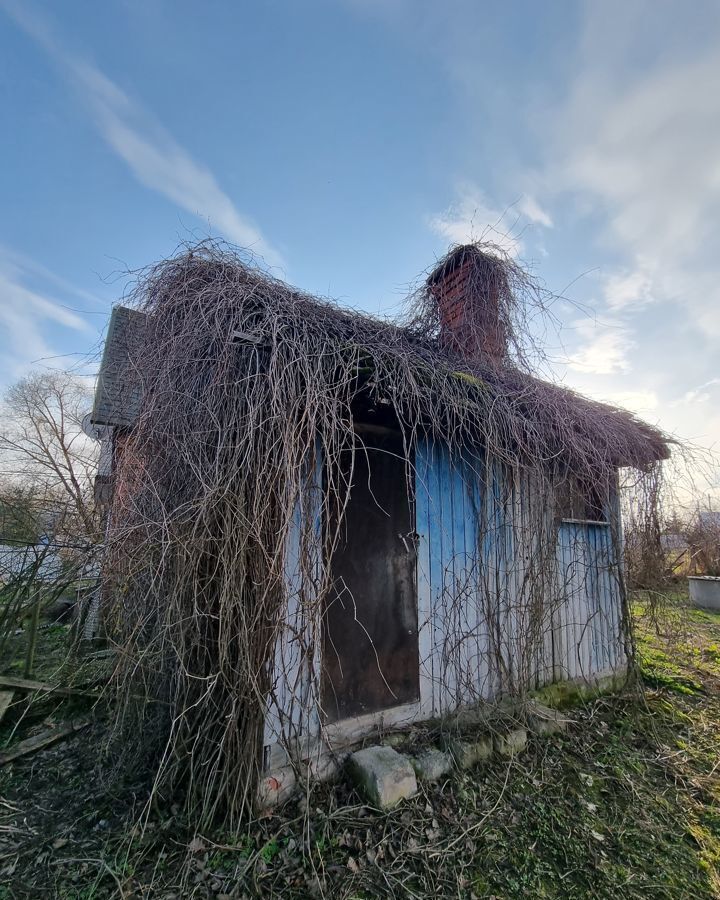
684, 503, 720, 576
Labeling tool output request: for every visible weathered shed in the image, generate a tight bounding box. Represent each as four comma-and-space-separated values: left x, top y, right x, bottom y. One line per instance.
92, 242, 669, 819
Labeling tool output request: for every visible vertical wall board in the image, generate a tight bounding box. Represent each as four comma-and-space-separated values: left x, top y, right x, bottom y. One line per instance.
556, 525, 573, 680
449, 455, 468, 704
584, 526, 598, 673
553, 525, 565, 682
565, 524, 583, 681
485, 459, 502, 688
466, 450, 492, 700
610, 508, 625, 669
578, 528, 594, 680
580, 527, 595, 679
541, 480, 559, 687
603, 488, 619, 672
502, 466, 517, 690
419, 440, 497, 713
415, 441, 435, 717
598, 521, 619, 672
437, 442, 457, 712
554, 519, 624, 686
426, 440, 447, 714
588, 525, 604, 671
263, 452, 323, 755
502, 466, 516, 688
610, 484, 628, 670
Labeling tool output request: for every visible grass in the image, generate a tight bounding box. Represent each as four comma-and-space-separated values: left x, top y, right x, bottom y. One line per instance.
1, 590, 719, 897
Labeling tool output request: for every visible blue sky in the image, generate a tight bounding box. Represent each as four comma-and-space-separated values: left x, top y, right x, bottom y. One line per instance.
1, 0, 719, 485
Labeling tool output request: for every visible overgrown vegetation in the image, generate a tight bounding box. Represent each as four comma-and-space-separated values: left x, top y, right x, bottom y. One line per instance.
1, 589, 719, 898
104, 240, 670, 827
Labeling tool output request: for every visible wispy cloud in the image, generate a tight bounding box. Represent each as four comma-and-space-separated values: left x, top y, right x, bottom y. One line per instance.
427, 184, 551, 256
517, 195, 553, 229
0, 244, 107, 309
603, 268, 654, 311
0, 0, 283, 268
682, 379, 720, 405
0, 257, 94, 379
566, 318, 635, 376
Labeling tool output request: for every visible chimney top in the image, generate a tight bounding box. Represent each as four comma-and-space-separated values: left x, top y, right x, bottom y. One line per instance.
427, 245, 509, 363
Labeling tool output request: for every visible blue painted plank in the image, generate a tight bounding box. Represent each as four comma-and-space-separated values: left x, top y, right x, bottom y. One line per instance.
415, 438, 434, 717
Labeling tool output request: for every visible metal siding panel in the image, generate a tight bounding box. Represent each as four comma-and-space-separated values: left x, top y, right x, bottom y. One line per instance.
466, 451, 492, 700
604, 520, 622, 670
438, 443, 457, 712
451, 455, 471, 704
596, 525, 613, 671
579, 526, 593, 679
415, 439, 435, 716
558, 523, 575, 680
426, 440, 446, 714
611, 486, 628, 670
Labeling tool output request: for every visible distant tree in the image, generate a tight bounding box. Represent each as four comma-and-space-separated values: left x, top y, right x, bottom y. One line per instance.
685, 504, 720, 577
0, 371, 99, 544
0, 481, 44, 544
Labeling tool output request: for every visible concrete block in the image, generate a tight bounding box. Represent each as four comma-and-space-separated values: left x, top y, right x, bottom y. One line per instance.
256, 765, 297, 811
494, 728, 527, 757
348, 746, 417, 810
411, 748, 452, 782
383, 732, 408, 748
443, 734, 494, 769
526, 700, 571, 736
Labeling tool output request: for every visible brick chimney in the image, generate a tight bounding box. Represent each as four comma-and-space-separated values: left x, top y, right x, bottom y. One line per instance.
427, 245, 509, 362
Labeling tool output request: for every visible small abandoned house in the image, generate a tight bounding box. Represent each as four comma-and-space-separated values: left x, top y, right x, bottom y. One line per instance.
92, 243, 669, 819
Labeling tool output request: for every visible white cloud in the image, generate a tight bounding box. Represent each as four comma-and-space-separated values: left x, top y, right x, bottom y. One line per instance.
0, 262, 93, 378
589, 389, 659, 416
427, 186, 551, 256
682, 379, 720, 405
603, 268, 653, 311
546, 3, 720, 340
518, 195, 553, 228
1, 1, 283, 268
0, 245, 106, 309
566, 318, 634, 376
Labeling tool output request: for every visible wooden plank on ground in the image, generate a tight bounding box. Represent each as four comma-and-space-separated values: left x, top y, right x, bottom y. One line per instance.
0, 691, 14, 723
0, 675, 97, 698
0, 721, 89, 765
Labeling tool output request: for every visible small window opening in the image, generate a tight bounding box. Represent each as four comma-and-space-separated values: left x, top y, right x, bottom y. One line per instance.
557, 476, 608, 524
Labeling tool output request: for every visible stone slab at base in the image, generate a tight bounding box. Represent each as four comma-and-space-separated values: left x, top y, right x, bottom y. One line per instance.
411, 747, 453, 782
443, 734, 493, 769
494, 728, 527, 757
526, 700, 572, 736
348, 745, 417, 810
